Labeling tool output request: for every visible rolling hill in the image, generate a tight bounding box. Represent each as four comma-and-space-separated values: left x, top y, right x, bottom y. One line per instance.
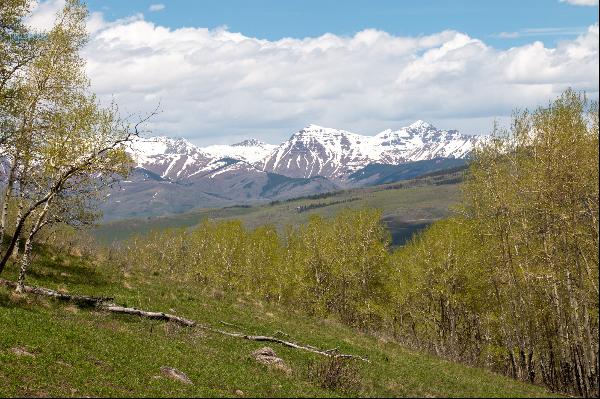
0, 246, 556, 398
94, 169, 463, 245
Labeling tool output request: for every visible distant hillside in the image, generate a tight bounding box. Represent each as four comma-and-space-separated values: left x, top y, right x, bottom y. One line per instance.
94, 169, 464, 245
349, 158, 467, 186
100, 122, 483, 220
102, 159, 470, 221
102, 166, 339, 220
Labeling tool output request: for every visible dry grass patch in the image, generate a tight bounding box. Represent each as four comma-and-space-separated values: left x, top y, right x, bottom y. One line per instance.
307, 356, 363, 394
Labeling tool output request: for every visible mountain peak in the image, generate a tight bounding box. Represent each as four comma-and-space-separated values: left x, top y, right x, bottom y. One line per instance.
128, 135, 201, 157
301, 123, 328, 131
408, 120, 434, 130
295, 124, 359, 138
126, 122, 482, 184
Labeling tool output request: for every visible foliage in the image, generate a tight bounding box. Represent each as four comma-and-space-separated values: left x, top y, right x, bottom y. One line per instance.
388, 89, 599, 397
116, 208, 390, 329
0, 244, 556, 398
0, 0, 144, 290
110, 89, 598, 397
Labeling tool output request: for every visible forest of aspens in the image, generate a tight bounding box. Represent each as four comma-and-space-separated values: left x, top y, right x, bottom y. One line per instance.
100, 91, 598, 397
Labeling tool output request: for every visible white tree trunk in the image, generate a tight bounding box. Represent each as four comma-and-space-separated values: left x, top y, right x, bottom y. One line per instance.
15, 201, 50, 291
0, 159, 16, 248
15, 235, 32, 292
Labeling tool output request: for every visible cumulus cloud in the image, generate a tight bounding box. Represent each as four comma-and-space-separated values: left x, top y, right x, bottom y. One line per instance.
26, 2, 600, 144
560, 0, 599, 6
149, 4, 166, 12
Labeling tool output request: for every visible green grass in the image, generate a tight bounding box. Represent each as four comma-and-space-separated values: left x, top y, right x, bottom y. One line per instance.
93, 176, 462, 245
0, 246, 558, 397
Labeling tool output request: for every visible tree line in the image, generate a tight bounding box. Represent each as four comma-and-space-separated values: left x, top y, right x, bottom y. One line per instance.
110, 90, 598, 397
295, 197, 360, 213
390, 91, 598, 396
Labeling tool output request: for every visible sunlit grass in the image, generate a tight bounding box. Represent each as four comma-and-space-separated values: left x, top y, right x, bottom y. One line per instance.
0, 247, 557, 397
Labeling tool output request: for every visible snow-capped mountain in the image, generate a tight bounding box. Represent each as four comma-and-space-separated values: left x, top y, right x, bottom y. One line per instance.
108, 121, 482, 219
126, 136, 213, 180
260, 121, 482, 180
376, 120, 476, 162
260, 124, 379, 179
126, 136, 277, 181
202, 139, 277, 164
126, 121, 482, 183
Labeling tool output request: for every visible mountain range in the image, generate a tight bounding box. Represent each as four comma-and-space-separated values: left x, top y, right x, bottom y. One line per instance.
103, 121, 483, 220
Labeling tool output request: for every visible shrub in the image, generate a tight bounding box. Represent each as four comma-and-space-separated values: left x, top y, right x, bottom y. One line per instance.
307, 356, 362, 394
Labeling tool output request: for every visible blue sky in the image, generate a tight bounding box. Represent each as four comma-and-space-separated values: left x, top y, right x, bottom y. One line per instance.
28, 0, 599, 144
86, 0, 598, 48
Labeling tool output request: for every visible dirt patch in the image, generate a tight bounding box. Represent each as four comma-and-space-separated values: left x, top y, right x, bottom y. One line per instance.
160, 366, 193, 385
56, 285, 69, 294
11, 347, 35, 357
95, 319, 123, 332
308, 356, 362, 394
89, 356, 114, 371
163, 321, 184, 337
56, 360, 72, 368
7, 291, 48, 307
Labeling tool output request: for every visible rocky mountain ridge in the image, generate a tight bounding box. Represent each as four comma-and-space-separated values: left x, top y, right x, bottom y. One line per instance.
102, 122, 482, 219
126, 121, 482, 183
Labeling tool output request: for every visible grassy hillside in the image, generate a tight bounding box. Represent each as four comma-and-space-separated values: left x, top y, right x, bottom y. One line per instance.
93, 171, 462, 245
0, 246, 557, 397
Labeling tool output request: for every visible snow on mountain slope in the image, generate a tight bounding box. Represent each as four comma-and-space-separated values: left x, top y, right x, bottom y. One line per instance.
125, 121, 483, 183
202, 139, 277, 164
102, 157, 340, 220
191, 157, 263, 180
260, 124, 379, 180
259, 122, 483, 181
125, 136, 213, 180
375, 120, 478, 164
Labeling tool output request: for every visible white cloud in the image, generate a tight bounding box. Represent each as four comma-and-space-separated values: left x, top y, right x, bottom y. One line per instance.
495, 27, 588, 39
560, 0, 599, 5
26, 2, 600, 145
25, 0, 65, 31
149, 4, 166, 12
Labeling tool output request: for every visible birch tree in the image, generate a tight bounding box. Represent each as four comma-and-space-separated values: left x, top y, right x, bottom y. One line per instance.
0, 0, 150, 276
0, 0, 39, 245
388, 89, 598, 397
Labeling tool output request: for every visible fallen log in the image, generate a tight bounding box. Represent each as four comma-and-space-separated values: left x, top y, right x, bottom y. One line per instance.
203, 327, 370, 362
0, 278, 369, 362
105, 304, 196, 327
0, 278, 113, 306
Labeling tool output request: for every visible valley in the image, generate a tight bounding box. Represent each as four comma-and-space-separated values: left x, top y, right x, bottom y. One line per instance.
103, 121, 475, 220
94, 168, 464, 245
